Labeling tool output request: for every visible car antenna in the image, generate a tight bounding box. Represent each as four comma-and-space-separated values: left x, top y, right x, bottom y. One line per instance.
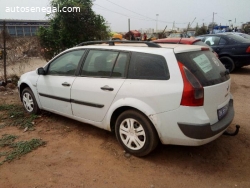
178, 34, 183, 44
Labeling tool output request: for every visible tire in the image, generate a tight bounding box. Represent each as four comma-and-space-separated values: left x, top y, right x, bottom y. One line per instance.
115, 110, 159, 157
21, 88, 40, 114
219, 56, 235, 73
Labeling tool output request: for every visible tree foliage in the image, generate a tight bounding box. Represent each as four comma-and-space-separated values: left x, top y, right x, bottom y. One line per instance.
195, 26, 207, 36
207, 22, 218, 30
38, 0, 110, 60
243, 25, 250, 34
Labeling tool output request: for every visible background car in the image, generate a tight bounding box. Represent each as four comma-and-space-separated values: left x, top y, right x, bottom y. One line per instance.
168, 33, 189, 38
198, 33, 250, 72
153, 38, 218, 57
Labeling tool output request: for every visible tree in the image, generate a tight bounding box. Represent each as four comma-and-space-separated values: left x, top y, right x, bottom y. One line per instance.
207, 22, 217, 30
38, 0, 110, 60
243, 25, 250, 34
195, 26, 207, 36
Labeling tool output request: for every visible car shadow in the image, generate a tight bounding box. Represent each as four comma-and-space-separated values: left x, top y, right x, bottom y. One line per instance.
40, 111, 249, 178
231, 66, 250, 75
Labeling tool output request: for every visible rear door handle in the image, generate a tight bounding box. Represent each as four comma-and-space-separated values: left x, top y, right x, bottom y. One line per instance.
62, 82, 71, 87
101, 85, 114, 91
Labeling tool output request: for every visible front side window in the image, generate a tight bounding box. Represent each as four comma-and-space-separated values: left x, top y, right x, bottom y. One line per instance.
47, 50, 85, 76
128, 52, 170, 80
80, 50, 128, 78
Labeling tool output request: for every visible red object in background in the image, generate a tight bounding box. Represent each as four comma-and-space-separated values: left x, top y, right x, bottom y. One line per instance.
125, 30, 141, 40
153, 38, 219, 58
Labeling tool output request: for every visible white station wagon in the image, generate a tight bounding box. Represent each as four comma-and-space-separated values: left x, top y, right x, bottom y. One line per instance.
18, 41, 234, 156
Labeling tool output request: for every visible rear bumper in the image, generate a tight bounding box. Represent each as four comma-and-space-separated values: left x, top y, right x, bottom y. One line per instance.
177, 99, 234, 139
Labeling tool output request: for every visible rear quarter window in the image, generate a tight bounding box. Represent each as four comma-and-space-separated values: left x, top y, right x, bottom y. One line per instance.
226, 34, 250, 44
128, 52, 170, 80
176, 51, 230, 86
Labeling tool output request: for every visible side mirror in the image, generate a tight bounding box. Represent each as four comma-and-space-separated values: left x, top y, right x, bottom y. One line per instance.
37, 67, 46, 75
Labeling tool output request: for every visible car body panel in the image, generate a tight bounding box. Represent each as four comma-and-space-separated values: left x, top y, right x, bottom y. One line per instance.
36, 75, 76, 116
18, 70, 42, 108
71, 77, 125, 122
203, 79, 231, 124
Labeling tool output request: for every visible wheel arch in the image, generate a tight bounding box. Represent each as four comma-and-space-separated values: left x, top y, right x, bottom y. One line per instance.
108, 99, 159, 136
19, 82, 42, 109
19, 82, 30, 101
110, 106, 138, 132
219, 55, 235, 72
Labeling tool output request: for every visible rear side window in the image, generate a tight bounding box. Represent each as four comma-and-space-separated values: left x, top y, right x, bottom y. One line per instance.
219, 38, 227, 45
80, 50, 128, 78
128, 52, 170, 80
176, 51, 230, 86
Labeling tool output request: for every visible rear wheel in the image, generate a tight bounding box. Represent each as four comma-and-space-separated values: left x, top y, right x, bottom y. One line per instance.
115, 110, 159, 157
219, 56, 235, 73
21, 88, 40, 114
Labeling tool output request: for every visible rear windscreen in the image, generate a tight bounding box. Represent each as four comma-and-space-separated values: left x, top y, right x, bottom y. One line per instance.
176, 51, 230, 86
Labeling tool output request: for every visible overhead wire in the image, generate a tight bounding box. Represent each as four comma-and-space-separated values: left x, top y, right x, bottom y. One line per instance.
103, 0, 156, 21
94, 1, 188, 25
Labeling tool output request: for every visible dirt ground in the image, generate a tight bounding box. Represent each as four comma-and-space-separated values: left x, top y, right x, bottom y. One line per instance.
0, 59, 250, 188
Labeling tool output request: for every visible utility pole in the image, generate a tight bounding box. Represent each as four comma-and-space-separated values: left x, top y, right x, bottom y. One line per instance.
212, 12, 217, 33
156, 14, 159, 33
172, 21, 175, 31
128, 18, 130, 32
3, 20, 7, 84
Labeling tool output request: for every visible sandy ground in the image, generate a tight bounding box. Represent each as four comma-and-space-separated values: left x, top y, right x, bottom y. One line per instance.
0, 59, 250, 188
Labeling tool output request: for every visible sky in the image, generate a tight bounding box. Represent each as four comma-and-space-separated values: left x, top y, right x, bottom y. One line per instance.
0, 0, 250, 32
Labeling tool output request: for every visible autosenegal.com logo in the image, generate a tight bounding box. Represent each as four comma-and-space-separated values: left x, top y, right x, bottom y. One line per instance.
5, 4, 81, 14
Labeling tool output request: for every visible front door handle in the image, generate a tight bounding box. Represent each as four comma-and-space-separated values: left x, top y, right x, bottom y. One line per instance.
62, 82, 71, 87
101, 85, 114, 91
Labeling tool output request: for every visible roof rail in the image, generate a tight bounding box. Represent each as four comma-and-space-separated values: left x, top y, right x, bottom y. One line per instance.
76, 40, 162, 48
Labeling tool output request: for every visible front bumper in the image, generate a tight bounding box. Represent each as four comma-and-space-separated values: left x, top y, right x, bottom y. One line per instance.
178, 99, 234, 139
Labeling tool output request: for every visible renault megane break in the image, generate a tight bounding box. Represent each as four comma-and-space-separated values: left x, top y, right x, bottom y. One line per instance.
18, 41, 234, 156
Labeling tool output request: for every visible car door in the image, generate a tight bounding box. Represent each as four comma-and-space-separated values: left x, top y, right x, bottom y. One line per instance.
37, 49, 85, 116
71, 50, 129, 122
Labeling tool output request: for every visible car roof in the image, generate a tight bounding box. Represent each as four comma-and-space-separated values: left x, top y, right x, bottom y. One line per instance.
153, 38, 201, 44
70, 42, 207, 54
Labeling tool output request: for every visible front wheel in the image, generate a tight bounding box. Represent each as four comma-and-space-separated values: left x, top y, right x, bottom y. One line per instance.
115, 110, 159, 157
21, 88, 40, 114
219, 56, 235, 73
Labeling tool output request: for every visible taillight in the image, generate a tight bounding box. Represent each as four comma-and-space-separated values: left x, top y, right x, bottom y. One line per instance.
178, 62, 204, 106
246, 46, 250, 53
201, 47, 209, 51
214, 51, 219, 58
